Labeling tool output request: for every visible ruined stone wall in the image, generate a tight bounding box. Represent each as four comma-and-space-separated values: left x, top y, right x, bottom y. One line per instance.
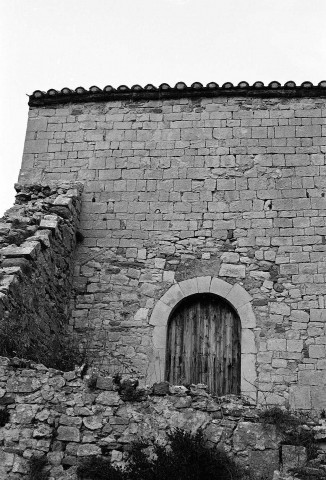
1, 356, 325, 480
18, 93, 326, 411
0, 184, 82, 365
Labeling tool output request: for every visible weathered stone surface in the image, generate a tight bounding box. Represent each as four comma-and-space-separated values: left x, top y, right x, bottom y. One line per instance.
1, 242, 41, 259
282, 445, 307, 471
248, 450, 280, 479
77, 444, 101, 456
7, 377, 41, 393
96, 391, 120, 406
96, 376, 114, 390
0, 183, 82, 374
219, 263, 246, 278
233, 422, 279, 451
169, 385, 188, 396
57, 426, 80, 442
83, 415, 103, 430
152, 381, 170, 396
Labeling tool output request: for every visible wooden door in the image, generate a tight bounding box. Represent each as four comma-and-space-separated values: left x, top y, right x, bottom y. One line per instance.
165, 293, 241, 395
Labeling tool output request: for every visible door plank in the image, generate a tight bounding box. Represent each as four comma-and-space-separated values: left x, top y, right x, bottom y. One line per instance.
165, 293, 241, 395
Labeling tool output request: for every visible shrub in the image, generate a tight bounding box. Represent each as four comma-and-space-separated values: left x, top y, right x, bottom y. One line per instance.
78, 428, 249, 480
284, 429, 319, 461
77, 456, 125, 480
0, 408, 10, 427
259, 407, 318, 460
28, 455, 50, 480
0, 322, 85, 372
290, 466, 326, 480
87, 374, 98, 391
259, 406, 300, 431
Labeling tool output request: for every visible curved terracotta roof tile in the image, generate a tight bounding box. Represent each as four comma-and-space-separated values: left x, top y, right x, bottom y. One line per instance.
29, 81, 326, 106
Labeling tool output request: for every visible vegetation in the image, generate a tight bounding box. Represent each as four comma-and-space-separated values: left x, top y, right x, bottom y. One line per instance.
259, 407, 318, 460
0, 408, 10, 427
0, 322, 85, 371
87, 373, 98, 391
27, 455, 50, 480
77, 428, 253, 480
290, 466, 326, 480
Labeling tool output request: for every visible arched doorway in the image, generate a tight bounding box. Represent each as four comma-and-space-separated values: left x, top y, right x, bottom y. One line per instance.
165, 292, 241, 395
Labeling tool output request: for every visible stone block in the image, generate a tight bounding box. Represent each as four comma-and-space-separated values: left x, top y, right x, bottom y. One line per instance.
1, 241, 41, 260
215, 179, 236, 190
6, 377, 41, 393
219, 263, 245, 278
309, 345, 325, 358
226, 283, 252, 309
282, 445, 307, 471
149, 300, 172, 326
96, 391, 120, 406
40, 215, 59, 231
77, 444, 101, 456
210, 277, 233, 298
152, 325, 167, 348
220, 252, 240, 263
34, 229, 51, 248
311, 387, 326, 410
290, 310, 309, 323
0, 223, 10, 234
57, 426, 80, 442
96, 376, 114, 390
298, 370, 325, 386
53, 195, 73, 209
197, 276, 212, 293
241, 353, 257, 390
83, 415, 103, 430
24, 139, 48, 153
287, 340, 303, 352
249, 450, 279, 479
296, 125, 321, 137
152, 381, 170, 396
269, 302, 290, 316
160, 284, 184, 308
134, 308, 149, 322
267, 339, 286, 351
242, 329, 256, 354
233, 422, 278, 451
27, 117, 48, 132
310, 309, 326, 322
179, 278, 198, 296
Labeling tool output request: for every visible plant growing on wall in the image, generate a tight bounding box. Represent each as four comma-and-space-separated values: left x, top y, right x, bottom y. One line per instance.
259, 407, 318, 460
27, 455, 50, 480
78, 428, 253, 480
0, 408, 10, 427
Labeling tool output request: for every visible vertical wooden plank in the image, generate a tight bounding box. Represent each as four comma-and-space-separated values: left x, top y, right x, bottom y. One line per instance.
166, 293, 241, 396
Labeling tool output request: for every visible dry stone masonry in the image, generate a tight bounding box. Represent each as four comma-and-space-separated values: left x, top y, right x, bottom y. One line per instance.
0, 183, 82, 364
0, 357, 325, 479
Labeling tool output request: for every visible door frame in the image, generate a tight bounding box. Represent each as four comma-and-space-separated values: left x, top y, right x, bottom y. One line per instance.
148, 276, 257, 402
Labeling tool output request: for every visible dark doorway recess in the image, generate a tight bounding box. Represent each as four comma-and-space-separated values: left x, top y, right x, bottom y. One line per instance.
165, 293, 241, 396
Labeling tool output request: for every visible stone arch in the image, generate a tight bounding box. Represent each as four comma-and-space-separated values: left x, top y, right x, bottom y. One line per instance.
148, 276, 257, 401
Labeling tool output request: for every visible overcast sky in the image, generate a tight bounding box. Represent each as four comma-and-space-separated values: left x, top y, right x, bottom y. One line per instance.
0, 0, 325, 217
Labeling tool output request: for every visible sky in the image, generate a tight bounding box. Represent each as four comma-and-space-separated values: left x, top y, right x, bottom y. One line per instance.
0, 0, 325, 217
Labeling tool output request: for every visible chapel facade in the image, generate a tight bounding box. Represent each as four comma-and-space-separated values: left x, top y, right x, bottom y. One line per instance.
16, 80, 326, 410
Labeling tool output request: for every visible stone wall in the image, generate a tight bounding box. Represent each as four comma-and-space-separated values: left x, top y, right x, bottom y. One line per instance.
1, 356, 325, 480
0, 183, 82, 365
18, 91, 326, 410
